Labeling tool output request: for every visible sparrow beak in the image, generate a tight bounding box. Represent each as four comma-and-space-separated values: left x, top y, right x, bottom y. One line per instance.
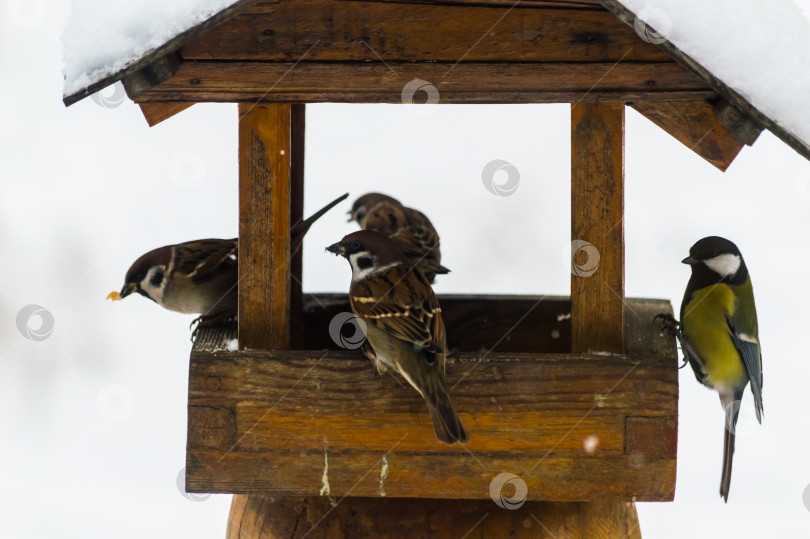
681, 256, 697, 265
346, 210, 354, 223
326, 242, 346, 256
117, 282, 137, 299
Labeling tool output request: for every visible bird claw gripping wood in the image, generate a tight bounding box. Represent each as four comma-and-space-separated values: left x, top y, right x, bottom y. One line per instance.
653, 313, 689, 369
189, 312, 238, 342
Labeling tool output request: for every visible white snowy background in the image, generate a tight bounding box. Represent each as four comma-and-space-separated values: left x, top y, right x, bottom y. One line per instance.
2, 0, 810, 537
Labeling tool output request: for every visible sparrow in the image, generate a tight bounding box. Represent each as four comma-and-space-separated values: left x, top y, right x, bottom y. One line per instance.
349, 192, 449, 283
327, 230, 468, 444
657, 236, 762, 502
107, 192, 348, 324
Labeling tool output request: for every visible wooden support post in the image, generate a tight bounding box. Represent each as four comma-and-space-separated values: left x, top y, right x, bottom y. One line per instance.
566, 101, 639, 537
571, 101, 625, 354
230, 103, 292, 536
237, 103, 291, 350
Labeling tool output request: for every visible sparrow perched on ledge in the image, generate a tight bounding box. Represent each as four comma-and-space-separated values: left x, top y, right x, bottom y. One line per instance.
349, 192, 449, 283
327, 230, 468, 444
107, 193, 348, 323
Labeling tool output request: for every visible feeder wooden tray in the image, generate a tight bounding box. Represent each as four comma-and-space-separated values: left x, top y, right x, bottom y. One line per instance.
186, 294, 677, 502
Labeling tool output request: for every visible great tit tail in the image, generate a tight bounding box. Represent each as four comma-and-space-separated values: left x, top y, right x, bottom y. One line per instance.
720, 391, 744, 502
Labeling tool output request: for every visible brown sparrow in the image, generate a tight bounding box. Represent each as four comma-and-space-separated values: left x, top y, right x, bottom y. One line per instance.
108, 193, 348, 322
327, 230, 468, 444
349, 192, 449, 283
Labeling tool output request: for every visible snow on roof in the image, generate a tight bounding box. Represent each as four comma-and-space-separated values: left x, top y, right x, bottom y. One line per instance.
61, 0, 242, 98
621, 0, 810, 149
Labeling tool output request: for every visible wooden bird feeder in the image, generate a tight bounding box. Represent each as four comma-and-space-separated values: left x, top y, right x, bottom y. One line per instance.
65, 0, 807, 536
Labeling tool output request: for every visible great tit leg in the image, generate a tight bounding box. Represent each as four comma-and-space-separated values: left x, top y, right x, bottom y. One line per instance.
654, 313, 681, 336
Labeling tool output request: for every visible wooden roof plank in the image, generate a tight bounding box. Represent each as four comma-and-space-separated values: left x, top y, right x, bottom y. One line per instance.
601, 0, 810, 162
138, 102, 196, 127
630, 100, 749, 172
182, 0, 670, 63
133, 60, 714, 104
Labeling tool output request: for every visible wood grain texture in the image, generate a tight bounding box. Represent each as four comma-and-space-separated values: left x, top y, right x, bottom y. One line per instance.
630, 100, 746, 172
231, 102, 293, 538
182, 0, 669, 63
601, 0, 810, 163
223, 496, 642, 539
138, 102, 195, 127
237, 103, 292, 350
134, 61, 714, 104
186, 300, 677, 502
571, 102, 625, 354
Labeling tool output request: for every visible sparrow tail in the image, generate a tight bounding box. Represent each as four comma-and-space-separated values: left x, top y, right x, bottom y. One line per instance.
719, 392, 742, 502
423, 378, 468, 444
291, 192, 349, 253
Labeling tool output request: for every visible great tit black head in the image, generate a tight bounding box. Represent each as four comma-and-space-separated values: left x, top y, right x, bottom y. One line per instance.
682, 236, 745, 283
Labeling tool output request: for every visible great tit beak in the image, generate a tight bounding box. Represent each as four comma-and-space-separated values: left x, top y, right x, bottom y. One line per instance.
326, 242, 346, 256
681, 256, 697, 265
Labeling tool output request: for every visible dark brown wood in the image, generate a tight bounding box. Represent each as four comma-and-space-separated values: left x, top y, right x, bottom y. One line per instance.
337, 0, 605, 8
302, 293, 573, 354
715, 100, 763, 146
600, 0, 810, 163
630, 100, 747, 172
237, 103, 292, 350
62, 0, 263, 106
224, 496, 642, 539
122, 53, 182, 100
134, 61, 714, 104
289, 105, 306, 349
187, 299, 677, 502
571, 102, 625, 354
138, 102, 195, 127
182, 0, 669, 63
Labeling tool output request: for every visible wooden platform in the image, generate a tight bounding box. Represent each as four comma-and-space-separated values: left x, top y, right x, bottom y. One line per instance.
187, 295, 678, 502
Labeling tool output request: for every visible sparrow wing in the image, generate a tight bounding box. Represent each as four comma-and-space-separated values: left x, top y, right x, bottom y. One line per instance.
351, 266, 445, 355
172, 239, 238, 285
727, 317, 763, 422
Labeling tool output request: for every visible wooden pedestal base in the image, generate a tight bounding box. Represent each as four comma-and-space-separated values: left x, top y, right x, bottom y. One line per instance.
226, 495, 642, 539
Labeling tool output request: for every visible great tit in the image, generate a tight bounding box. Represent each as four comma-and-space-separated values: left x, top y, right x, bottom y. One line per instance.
665, 236, 763, 502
